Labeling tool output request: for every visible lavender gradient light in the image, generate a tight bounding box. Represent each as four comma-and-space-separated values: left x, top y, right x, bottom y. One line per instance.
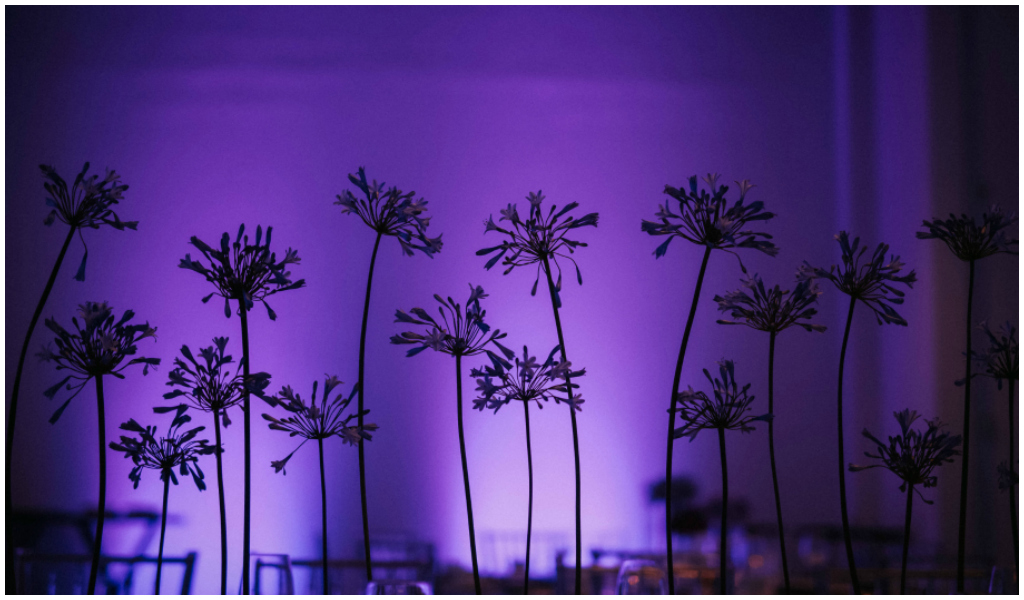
6, 6, 1017, 594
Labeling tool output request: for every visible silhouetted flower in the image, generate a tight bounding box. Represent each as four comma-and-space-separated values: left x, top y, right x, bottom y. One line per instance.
849, 409, 961, 503
917, 207, 1017, 261
179, 224, 305, 320
335, 167, 442, 257
391, 284, 515, 364
642, 174, 776, 264
162, 337, 272, 427
40, 163, 136, 281
799, 231, 917, 326
39, 301, 159, 423
262, 376, 378, 474
714, 273, 826, 333
477, 191, 598, 302
673, 360, 770, 440
973, 321, 1018, 390
471, 345, 585, 413
109, 405, 216, 490
998, 461, 1018, 493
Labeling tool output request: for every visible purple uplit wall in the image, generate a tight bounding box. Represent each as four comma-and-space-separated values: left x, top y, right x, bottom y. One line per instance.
6, 6, 1017, 594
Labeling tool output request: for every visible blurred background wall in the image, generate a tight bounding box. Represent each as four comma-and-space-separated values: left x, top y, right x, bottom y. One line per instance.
5, 6, 1017, 594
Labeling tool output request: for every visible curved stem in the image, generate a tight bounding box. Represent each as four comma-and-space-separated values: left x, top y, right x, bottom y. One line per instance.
213, 409, 228, 595
156, 475, 170, 595
239, 305, 252, 595
356, 231, 382, 582
1009, 378, 1018, 579
540, 255, 583, 595
664, 246, 712, 594
455, 354, 481, 594
523, 400, 534, 595
718, 427, 728, 596
6, 225, 76, 595
88, 374, 107, 595
319, 438, 329, 595
956, 260, 974, 593
901, 485, 913, 595
767, 331, 790, 592
837, 296, 860, 594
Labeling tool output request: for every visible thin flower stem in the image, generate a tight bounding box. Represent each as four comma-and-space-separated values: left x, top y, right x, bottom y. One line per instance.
156, 475, 170, 595
318, 438, 329, 595
767, 331, 790, 592
523, 400, 534, 595
356, 231, 382, 582
957, 259, 974, 593
901, 484, 913, 595
837, 295, 861, 594
239, 305, 252, 595
6, 226, 76, 595
718, 426, 729, 596
1009, 379, 1018, 579
665, 245, 712, 595
455, 354, 482, 594
541, 255, 582, 595
88, 374, 107, 595
213, 409, 228, 595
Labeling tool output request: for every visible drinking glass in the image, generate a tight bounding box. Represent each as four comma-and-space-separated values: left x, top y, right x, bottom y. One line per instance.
365, 580, 432, 594
615, 559, 667, 595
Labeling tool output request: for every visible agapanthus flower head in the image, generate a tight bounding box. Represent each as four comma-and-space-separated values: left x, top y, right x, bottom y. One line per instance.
642, 174, 776, 266
39, 301, 159, 424
849, 409, 961, 503
391, 284, 515, 364
799, 231, 917, 326
477, 191, 598, 306
917, 206, 1017, 261
673, 359, 770, 441
262, 375, 379, 474
162, 337, 272, 427
973, 321, 1018, 390
109, 404, 216, 490
998, 461, 1018, 493
470, 345, 585, 413
179, 224, 305, 321
714, 272, 826, 333
334, 166, 442, 257
40, 163, 136, 281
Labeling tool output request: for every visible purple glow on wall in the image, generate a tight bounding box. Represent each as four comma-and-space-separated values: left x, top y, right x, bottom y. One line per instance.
6, 6, 1017, 594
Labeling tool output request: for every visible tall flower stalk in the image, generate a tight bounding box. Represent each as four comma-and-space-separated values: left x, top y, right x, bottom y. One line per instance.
162, 338, 270, 594
478, 191, 597, 594
7, 164, 133, 594
917, 207, 1016, 591
336, 167, 441, 580
801, 231, 916, 594
641, 174, 776, 593
38, 301, 159, 594
674, 360, 769, 595
392, 285, 512, 594
966, 321, 1018, 575
109, 405, 215, 595
472, 345, 586, 594
850, 410, 961, 594
262, 376, 377, 595
179, 224, 303, 594
714, 273, 825, 590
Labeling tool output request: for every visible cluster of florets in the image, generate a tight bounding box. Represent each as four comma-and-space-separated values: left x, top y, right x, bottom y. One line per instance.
335, 167, 442, 257
38, 301, 159, 423
642, 174, 776, 263
850, 409, 961, 503
109, 405, 216, 490
471, 345, 585, 413
799, 231, 917, 326
477, 191, 598, 305
179, 224, 305, 320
